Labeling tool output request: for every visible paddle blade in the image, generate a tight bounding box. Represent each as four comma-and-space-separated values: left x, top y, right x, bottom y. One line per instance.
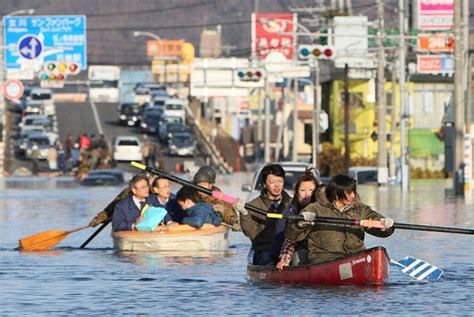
19, 230, 69, 251
390, 256, 444, 282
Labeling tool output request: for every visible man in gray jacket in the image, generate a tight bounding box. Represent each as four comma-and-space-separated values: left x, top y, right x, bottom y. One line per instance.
237, 164, 292, 266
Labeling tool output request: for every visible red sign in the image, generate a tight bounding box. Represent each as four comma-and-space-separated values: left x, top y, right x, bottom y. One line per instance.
252, 13, 297, 60
2, 79, 24, 101
418, 33, 454, 52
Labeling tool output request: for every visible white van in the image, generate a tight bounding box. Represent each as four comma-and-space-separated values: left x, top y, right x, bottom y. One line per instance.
163, 99, 186, 122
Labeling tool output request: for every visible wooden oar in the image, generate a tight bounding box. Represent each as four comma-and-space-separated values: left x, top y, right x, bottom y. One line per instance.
19, 225, 90, 251
131, 162, 474, 235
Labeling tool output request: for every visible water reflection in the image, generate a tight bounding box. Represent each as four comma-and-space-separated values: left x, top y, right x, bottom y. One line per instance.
115, 250, 235, 267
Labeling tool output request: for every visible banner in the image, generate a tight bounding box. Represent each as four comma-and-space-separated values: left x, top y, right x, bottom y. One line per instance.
252, 13, 297, 60
418, 0, 454, 30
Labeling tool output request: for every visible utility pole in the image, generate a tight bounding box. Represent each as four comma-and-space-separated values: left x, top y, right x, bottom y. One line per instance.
344, 64, 350, 170
453, 0, 464, 195
376, 0, 388, 185
292, 79, 298, 161
264, 75, 271, 162
312, 59, 320, 168
399, 0, 409, 191
390, 60, 397, 181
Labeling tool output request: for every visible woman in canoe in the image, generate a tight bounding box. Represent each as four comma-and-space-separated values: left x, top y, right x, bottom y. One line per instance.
282, 174, 395, 266
276, 169, 320, 270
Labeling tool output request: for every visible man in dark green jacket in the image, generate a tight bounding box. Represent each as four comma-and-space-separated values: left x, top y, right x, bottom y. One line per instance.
238, 164, 292, 266
285, 174, 394, 265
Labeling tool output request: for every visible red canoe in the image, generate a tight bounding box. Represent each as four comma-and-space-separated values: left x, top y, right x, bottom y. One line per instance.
247, 247, 389, 286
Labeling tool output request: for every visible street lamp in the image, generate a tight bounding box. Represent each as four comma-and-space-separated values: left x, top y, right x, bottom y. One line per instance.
133, 31, 166, 83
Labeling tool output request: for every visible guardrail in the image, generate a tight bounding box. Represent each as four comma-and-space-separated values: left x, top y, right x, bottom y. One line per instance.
184, 103, 231, 174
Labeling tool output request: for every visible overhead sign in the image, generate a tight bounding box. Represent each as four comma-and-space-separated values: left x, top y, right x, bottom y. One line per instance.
418, 0, 454, 30
417, 33, 454, 52
2, 79, 25, 100
17, 34, 43, 60
147, 40, 183, 58
252, 13, 297, 60
3, 15, 87, 70
334, 16, 369, 68
417, 55, 454, 74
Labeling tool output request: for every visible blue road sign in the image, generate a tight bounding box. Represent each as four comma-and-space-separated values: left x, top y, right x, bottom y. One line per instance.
3, 15, 87, 70
17, 34, 43, 60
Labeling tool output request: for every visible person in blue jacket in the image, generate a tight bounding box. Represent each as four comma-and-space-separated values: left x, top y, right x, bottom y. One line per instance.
148, 176, 184, 224
112, 174, 172, 231
175, 186, 221, 229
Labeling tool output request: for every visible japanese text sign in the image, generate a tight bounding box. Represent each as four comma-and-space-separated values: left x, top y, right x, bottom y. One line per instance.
3, 15, 87, 70
252, 13, 297, 60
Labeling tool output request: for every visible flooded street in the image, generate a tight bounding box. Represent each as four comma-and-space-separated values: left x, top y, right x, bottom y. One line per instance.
1, 175, 473, 315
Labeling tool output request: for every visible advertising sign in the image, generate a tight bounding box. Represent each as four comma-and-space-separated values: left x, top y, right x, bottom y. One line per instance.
418, 33, 454, 52
418, 0, 454, 30
252, 13, 297, 60
416, 55, 454, 74
147, 40, 184, 58
3, 15, 87, 69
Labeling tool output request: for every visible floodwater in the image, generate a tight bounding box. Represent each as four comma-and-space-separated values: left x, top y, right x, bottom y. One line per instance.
1, 175, 473, 316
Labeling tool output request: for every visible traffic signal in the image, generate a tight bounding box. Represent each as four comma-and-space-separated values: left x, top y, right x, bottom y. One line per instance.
318, 110, 329, 132
298, 45, 335, 60
236, 68, 264, 82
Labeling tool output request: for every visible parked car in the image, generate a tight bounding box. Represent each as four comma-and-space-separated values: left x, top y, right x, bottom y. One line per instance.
113, 136, 143, 162
80, 169, 125, 186
25, 135, 50, 160
158, 120, 185, 143
166, 123, 192, 143
348, 166, 378, 184
118, 102, 143, 126
241, 162, 321, 202
168, 132, 196, 157
140, 111, 162, 134
163, 99, 186, 122
20, 88, 55, 116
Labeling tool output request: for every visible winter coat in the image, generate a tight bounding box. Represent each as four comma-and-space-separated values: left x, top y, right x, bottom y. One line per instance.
285, 187, 394, 264
111, 194, 157, 231
147, 193, 184, 223
240, 189, 292, 254
181, 202, 222, 229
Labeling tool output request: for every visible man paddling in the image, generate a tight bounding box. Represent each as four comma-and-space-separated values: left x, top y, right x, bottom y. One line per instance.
236, 164, 292, 266
284, 174, 395, 265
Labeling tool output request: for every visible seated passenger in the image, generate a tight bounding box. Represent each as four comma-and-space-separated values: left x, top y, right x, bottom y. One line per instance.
276, 169, 319, 270
149, 176, 183, 225
192, 166, 240, 230
175, 186, 222, 229
285, 174, 395, 265
112, 174, 171, 231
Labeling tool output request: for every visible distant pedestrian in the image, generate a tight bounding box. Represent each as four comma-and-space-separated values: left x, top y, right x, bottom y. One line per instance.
31, 144, 40, 176
97, 134, 108, 150
142, 139, 156, 168
57, 145, 67, 174
79, 133, 92, 149
65, 134, 73, 159
70, 143, 80, 168
47, 145, 58, 171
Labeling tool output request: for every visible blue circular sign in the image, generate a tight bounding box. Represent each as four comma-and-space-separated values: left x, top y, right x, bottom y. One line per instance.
17, 34, 43, 60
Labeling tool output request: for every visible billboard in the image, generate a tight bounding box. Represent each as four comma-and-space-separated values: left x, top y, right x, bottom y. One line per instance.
252, 13, 297, 60
417, 33, 454, 52
418, 0, 454, 30
3, 15, 87, 70
417, 55, 454, 74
